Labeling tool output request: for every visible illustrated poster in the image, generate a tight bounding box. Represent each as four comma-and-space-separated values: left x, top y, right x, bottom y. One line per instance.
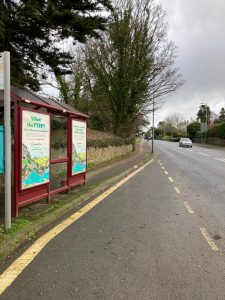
72, 120, 86, 175
22, 110, 50, 189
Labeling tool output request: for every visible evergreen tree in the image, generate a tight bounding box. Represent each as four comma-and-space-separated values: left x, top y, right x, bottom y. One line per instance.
219, 107, 225, 122
187, 122, 200, 139
85, 0, 183, 137
197, 105, 211, 124
0, 0, 112, 90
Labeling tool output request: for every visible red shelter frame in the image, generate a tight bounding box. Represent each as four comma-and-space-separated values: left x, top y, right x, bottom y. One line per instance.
0, 87, 88, 217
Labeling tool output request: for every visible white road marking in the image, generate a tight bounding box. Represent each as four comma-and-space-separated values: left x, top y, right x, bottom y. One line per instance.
164, 171, 168, 175
197, 152, 210, 157
174, 187, 180, 194
168, 177, 174, 183
183, 201, 194, 214
200, 227, 219, 251
214, 157, 225, 162
0, 159, 155, 295
161, 166, 165, 170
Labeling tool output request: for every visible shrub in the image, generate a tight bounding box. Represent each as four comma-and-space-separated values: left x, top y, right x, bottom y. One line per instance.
207, 122, 225, 139
53, 141, 66, 149
87, 138, 134, 148
162, 136, 180, 142
207, 126, 217, 137
196, 131, 201, 138
216, 122, 225, 139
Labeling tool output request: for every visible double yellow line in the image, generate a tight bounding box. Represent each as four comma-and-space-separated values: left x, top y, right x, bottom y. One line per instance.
0, 159, 154, 295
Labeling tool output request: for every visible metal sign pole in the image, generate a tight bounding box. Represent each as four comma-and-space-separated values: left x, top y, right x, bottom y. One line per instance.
4, 52, 11, 230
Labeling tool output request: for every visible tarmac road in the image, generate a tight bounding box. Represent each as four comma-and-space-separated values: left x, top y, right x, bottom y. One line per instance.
2, 141, 225, 299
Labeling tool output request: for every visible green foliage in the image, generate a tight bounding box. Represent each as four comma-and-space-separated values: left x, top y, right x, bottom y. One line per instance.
187, 122, 200, 138
89, 115, 106, 131
196, 131, 201, 138
0, 0, 112, 90
215, 107, 225, 124
85, 0, 183, 137
197, 105, 211, 123
53, 141, 66, 150
162, 136, 180, 142
219, 108, 225, 122
52, 119, 67, 130
208, 122, 225, 139
88, 162, 96, 169
207, 126, 217, 137
154, 128, 164, 138
172, 131, 186, 138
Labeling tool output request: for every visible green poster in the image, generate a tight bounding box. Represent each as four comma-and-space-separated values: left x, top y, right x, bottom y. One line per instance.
72, 120, 87, 175
22, 110, 50, 189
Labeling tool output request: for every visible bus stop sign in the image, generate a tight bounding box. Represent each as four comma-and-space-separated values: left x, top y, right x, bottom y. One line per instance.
0, 125, 4, 173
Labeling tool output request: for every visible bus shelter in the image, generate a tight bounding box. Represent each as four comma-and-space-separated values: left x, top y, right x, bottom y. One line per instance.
0, 87, 88, 217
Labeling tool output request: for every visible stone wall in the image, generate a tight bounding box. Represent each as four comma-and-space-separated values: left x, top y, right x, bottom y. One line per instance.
87, 144, 133, 166
0, 145, 133, 201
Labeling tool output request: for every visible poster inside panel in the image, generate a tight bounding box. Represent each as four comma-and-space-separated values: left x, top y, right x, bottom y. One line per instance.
22, 110, 50, 189
72, 120, 86, 175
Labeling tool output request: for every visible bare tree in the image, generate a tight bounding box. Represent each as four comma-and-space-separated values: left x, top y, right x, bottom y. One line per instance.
83, 0, 183, 137
165, 113, 185, 130
56, 0, 183, 136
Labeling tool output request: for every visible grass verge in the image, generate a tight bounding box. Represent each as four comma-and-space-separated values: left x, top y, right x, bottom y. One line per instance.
0, 153, 152, 264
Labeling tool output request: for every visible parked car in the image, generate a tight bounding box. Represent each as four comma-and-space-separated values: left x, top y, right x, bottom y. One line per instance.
179, 138, 192, 148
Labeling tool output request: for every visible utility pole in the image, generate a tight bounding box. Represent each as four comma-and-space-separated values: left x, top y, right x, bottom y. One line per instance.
205, 104, 208, 144
201, 103, 208, 144
151, 68, 160, 153
200, 103, 208, 144
152, 97, 154, 153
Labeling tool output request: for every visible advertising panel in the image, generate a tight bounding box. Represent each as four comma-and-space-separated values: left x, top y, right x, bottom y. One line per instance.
72, 120, 86, 175
22, 110, 50, 189
201, 122, 207, 133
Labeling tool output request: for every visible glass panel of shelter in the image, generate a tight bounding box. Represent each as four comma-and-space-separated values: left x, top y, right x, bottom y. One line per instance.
50, 115, 68, 192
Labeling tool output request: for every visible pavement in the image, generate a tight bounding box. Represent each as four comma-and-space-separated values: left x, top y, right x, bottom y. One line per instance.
87, 141, 151, 184
0, 141, 152, 264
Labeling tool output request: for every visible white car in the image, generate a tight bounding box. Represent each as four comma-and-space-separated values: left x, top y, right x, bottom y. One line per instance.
179, 138, 192, 148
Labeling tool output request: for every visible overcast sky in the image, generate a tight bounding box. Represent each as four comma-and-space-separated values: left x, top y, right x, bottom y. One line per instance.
42, 0, 225, 126
154, 0, 225, 124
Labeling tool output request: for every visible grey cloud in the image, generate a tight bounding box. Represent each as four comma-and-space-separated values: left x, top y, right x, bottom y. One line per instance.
155, 0, 225, 123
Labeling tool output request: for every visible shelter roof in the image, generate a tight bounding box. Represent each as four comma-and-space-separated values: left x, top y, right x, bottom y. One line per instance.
0, 87, 88, 118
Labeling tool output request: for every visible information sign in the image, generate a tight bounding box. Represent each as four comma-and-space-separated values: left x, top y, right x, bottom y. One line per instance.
21, 110, 50, 189
72, 120, 86, 175
0, 125, 4, 173
201, 122, 207, 133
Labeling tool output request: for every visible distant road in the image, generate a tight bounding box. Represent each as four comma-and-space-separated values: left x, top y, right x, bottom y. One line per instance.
155, 140, 225, 232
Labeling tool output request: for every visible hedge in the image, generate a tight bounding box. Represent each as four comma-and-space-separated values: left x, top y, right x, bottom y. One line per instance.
87, 138, 134, 148
160, 137, 180, 142
207, 122, 225, 139
52, 137, 134, 150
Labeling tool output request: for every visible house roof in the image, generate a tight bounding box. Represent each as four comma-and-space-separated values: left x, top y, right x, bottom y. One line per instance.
0, 87, 88, 118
